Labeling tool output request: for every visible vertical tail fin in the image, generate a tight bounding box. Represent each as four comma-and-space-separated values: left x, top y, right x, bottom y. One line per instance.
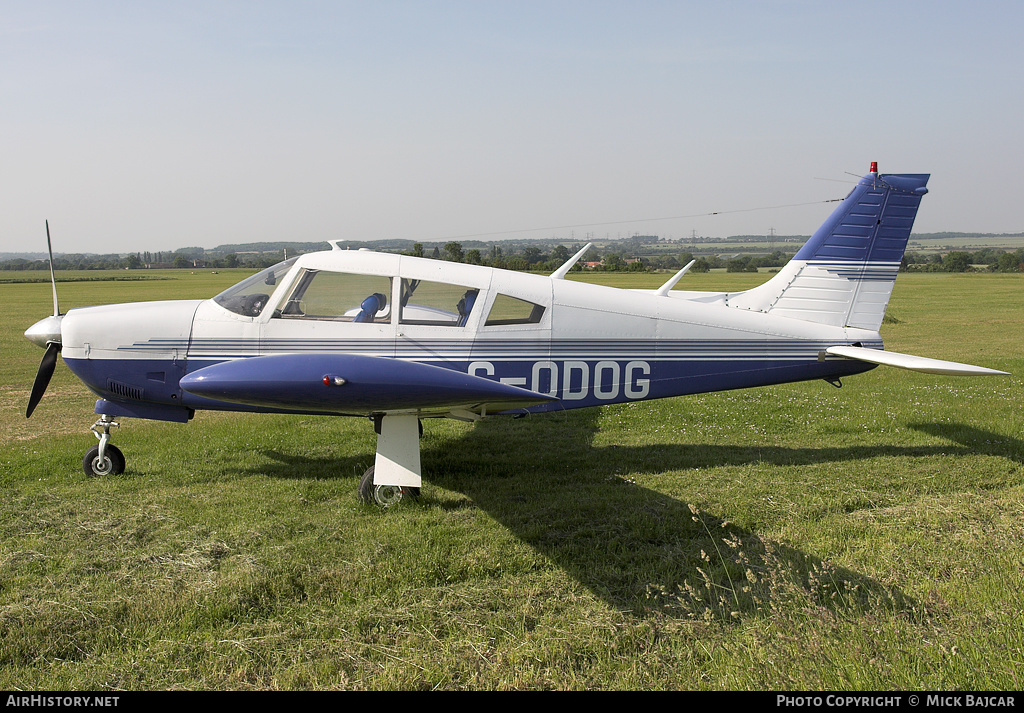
727, 164, 930, 330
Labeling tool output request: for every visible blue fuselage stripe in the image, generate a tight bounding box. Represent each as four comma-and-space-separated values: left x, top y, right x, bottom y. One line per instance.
65, 336, 877, 416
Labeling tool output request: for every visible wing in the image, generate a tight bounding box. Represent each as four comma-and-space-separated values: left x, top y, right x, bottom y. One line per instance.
179, 353, 555, 416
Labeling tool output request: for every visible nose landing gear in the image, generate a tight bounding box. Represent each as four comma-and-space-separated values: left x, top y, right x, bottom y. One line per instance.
83, 414, 124, 476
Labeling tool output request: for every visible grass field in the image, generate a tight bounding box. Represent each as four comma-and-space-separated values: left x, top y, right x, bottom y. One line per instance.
1, 268, 1022, 690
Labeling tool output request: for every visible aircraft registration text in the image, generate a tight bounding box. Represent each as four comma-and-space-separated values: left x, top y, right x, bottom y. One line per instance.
468, 360, 651, 401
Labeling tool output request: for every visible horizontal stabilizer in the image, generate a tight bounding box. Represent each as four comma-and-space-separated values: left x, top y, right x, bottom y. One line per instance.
825, 346, 1009, 376
181, 353, 557, 414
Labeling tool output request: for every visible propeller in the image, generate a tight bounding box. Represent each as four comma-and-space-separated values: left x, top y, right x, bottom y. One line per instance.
25, 220, 63, 418
27, 341, 61, 418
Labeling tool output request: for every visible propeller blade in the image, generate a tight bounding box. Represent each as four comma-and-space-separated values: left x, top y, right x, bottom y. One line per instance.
26, 341, 61, 418
45, 220, 60, 317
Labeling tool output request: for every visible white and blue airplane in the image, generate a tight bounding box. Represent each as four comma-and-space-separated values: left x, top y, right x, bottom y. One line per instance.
25, 163, 1008, 505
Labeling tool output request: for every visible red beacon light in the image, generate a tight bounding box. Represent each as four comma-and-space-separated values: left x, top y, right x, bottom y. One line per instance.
870, 161, 878, 174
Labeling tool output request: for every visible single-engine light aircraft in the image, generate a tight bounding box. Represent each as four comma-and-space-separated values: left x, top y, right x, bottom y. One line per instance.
25, 164, 1008, 505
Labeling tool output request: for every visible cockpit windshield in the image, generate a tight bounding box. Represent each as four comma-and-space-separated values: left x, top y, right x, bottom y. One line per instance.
213, 257, 298, 316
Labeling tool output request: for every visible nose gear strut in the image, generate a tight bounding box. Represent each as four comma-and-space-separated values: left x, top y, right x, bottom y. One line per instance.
84, 414, 125, 476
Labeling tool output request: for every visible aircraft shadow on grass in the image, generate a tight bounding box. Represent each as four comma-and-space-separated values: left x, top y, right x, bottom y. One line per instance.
242, 407, 1024, 622
908, 422, 1024, 466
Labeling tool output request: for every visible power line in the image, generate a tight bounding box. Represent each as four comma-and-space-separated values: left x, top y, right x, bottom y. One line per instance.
430, 197, 844, 242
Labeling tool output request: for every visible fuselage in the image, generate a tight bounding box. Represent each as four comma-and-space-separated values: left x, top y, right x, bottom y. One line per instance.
56, 248, 876, 422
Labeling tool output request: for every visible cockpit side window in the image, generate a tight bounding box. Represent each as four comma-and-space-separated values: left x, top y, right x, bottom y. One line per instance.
214, 257, 298, 317
274, 269, 392, 323
399, 279, 479, 327
484, 293, 545, 326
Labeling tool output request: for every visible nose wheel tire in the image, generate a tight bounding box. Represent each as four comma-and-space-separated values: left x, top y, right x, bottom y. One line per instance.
83, 444, 125, 477
358, 466, 419, 507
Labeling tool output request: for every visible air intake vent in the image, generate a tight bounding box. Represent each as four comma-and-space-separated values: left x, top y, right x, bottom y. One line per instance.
107, 380, 144, 401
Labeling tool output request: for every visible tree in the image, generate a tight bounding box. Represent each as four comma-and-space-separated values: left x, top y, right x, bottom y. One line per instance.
602, 253, 625, 271
443, 242, 463, 262
727, 257, 756, 273
522, 246, 544, 264
942, 251, 972, 272
995, 251, 1023, 272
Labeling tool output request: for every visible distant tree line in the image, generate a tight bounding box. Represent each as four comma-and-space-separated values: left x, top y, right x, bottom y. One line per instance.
0, 249, 286, 272
4, 239, 1023, 275
902, 248, 1024, 272
400, 242, 799, 274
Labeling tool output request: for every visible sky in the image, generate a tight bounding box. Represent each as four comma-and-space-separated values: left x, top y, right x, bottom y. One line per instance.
2, 0, 1023, 254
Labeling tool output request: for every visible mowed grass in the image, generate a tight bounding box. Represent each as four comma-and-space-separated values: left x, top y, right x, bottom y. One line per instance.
1, 268, 1022, 690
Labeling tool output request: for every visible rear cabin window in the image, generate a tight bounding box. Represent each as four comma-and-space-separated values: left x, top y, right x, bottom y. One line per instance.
484, 293, 545, 326
399, 279, 478, 327
274, 270, 392, 323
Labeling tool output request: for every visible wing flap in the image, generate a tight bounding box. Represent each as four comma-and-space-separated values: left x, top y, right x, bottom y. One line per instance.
825, 346, 1009, 376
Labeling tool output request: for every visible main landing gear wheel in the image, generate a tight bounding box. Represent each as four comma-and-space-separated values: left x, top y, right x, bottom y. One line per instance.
358, 466, 420, 508
83, 444, 125, 477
